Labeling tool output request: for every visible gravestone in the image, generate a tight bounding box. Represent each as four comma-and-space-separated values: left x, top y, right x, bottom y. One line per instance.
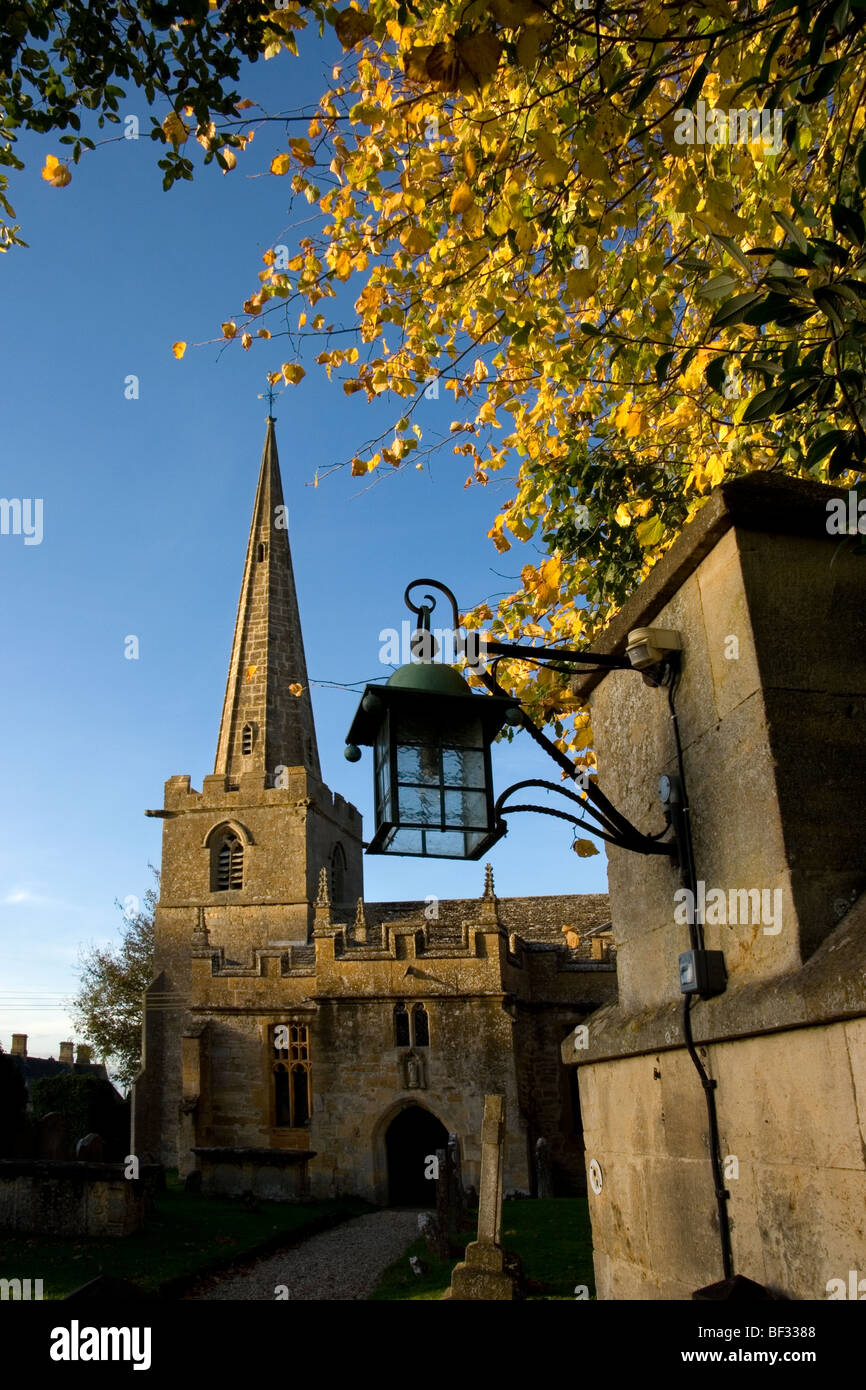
434, 1147, 451, 1258
447, 1133, 467, 1228
535, 1136, 553, 1199
37, 1112, 71, 1161
447, 1095, 521, 1300
75, 1133, 105, 1163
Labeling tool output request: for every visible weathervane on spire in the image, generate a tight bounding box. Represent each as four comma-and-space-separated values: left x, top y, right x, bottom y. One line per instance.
258, 376, 280, 419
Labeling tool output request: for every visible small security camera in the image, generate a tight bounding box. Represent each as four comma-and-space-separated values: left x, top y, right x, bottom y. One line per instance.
626, 627, 682, 671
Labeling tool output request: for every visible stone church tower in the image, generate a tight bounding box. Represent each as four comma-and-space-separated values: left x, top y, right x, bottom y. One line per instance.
133, 419, 363, 1168
133, 419, 614, 1202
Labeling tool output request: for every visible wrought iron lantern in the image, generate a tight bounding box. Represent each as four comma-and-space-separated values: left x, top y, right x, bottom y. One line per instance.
345, 654, 519, 859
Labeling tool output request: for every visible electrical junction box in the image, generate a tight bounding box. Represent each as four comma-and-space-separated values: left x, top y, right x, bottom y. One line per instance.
678, 949, 727, 999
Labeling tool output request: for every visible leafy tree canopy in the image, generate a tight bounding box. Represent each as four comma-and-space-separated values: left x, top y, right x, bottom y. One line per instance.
13, 1, 866, 769
69, 871, 157, 1091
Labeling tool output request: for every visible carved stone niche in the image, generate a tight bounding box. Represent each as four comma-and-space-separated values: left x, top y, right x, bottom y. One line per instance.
402, 1049, 426, 1090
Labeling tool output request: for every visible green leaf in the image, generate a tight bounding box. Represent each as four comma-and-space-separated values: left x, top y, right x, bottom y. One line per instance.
709, 290, 766, 329
740, 384, 792, 422
773, 211, 809, 254
828, 434, 857, 478
831, 202, 865, 248
805, 429, 849, 469
710, 234, 753, 274
704, 357, 727, 393
635, 515, 665, 547
695, 272, 740, 302
655, 349, 675, 384
800, 57, 844, 104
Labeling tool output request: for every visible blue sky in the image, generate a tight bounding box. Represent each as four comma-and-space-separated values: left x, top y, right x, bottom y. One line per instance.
0, 25, 609, 1061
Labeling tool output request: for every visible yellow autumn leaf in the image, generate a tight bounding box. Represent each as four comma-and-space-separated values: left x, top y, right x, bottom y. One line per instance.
162, 112, 189, 146
172, 341, 187, 359
41, 155, 71, 187
221, 149, 237, 172
288, 682, 304, 697
450, 182, 474, 214
614, 502, 631, 526
402, 224, 432, 254
281, 363, 306, 385
573, 839, 599, 858
241, 333, 252, 349
270, 153, 292, 176
221, 321, 237, 339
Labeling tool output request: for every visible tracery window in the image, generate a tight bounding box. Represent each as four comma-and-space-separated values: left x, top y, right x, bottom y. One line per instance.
273, 1024, 311, 1128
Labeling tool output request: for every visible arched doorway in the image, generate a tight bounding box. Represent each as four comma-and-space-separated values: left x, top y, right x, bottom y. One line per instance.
385, 1105, 450, 1207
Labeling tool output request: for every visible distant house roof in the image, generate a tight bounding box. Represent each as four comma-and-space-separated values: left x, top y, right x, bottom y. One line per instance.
9, 1055, 121, 1103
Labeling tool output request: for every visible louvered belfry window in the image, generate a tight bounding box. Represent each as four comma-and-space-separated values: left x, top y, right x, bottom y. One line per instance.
242, 722, 255, 755
217, 833, 244, 890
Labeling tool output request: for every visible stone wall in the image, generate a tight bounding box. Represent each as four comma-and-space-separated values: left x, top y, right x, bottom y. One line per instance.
562, 475, 866, 1299
0, 1161, 159, 1238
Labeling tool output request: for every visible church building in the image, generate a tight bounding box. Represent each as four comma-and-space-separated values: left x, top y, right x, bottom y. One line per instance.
132, 420, 614, 1203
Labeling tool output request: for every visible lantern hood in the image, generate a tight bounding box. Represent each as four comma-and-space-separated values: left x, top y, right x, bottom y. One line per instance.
345, 663, 519, 749
385, 661, 472, 696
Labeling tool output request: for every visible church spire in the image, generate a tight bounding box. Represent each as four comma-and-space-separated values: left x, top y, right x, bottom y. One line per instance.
214, 418, 321, 781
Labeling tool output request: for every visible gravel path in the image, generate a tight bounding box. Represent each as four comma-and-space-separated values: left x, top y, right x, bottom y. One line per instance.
186, 1209, 421, 1301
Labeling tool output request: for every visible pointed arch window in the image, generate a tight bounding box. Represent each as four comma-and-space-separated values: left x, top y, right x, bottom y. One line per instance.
412, 1003, 430, 1047
394, 1001, 410, 1048
330, 843, 347, 903
273, 1024, 311, 1128
257, 541, 268, 563
214, 831, 244, 891
242, 722, 255, 755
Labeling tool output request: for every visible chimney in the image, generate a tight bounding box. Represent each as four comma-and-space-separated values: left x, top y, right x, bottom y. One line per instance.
59, 1041, 74, 1064
11, 1033, 27, 1057
76, 1043, 92, 1065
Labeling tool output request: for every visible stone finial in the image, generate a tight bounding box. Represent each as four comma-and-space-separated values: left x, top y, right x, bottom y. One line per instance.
482, 862, 495, 899
354, 897, 368, 945
478, 862, 500, 926
314, 865, 332, 931
316, 865, 331, 908
192, 907, 210, 946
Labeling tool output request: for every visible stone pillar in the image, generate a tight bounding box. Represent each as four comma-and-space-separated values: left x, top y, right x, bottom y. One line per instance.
535, 1136, 552, 1199
448, 1095, 520, 1300
11, 1034, 27, 1057
561, 475, 866, 1300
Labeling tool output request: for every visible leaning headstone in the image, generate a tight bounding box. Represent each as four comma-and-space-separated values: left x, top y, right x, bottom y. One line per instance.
434, 1148, 451, 1258
37, 1111, 70, 1161
447, 1133, 467, 1228
535, 1136, 553, 1199
446, 1095, 521, 1300
75, 1133, 105, 1162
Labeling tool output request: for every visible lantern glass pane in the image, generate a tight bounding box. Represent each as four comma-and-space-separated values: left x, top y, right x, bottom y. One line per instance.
396, 745, 438, 785
444, 789, 487, 828
374, 727, 391, 820
442, 748, 484, 787
398, 784, 441, 825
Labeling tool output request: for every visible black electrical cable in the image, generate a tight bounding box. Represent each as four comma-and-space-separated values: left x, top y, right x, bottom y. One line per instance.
682, 994, 734, 1281
666, 664, 734, 1283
